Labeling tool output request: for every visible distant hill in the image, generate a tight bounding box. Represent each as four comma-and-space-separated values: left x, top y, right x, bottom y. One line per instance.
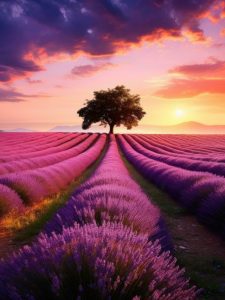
150, 122, 225, 134
2, 122, 225, 133
4, 128, 36, 132
49, 125, 82, 132
48, 122, 225, 134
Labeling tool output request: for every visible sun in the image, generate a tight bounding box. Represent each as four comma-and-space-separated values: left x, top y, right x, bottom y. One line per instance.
175, 108, 185, 118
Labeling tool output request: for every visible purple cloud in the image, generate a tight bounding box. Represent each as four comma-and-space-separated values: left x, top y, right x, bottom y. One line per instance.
0, 88, 49, 102
0, 0, 223, 82
26, 78, 42, 84
71, 62, 114, 77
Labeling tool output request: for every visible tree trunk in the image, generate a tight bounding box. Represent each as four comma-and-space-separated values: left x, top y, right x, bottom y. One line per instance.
109, 124, 115, 134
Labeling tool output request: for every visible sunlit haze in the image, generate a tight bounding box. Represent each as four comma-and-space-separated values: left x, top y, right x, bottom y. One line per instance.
175, 108, 185, 118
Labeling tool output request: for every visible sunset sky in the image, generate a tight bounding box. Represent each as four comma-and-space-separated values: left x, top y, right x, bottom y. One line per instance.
0, 0, 225, 131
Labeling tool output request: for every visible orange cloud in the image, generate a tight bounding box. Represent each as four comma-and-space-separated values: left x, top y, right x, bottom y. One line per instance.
182, 28, 210, 43
202, 1, 225, 22
155, 78, 225, 98
155, 58, 225, 98
170, 58, 225, 78
220, 28, 225, 36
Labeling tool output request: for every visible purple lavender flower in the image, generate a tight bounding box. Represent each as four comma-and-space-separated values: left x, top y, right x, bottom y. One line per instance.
0, 135, 106, 204
118, 134, 225, 237
0, 184, 24, 216
44, 135, 171, 250
0, 223, 198, 300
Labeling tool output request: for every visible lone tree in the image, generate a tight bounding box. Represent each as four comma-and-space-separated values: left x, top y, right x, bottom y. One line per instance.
77, 85, 146, 134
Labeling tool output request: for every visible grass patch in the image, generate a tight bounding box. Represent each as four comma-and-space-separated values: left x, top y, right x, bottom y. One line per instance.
1, 137, 109, 245
119, 149, 225, 300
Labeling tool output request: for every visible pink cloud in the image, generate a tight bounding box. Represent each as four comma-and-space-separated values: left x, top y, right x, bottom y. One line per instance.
71, 62, 114, 77
170, 58, 225, 78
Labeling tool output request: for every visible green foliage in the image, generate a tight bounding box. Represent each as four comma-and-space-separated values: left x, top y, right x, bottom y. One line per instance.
77, 85, 146, 133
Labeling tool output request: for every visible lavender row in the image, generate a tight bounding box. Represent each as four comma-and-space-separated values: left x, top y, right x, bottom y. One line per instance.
44, 135, 171, 250
0, 133, 69, 160
0, 135, 106, 214
0, 132, 66, 154
144, 134, 225, 154
136, 134, 214, 156
0, 223, 197, 300
0, 136, 197, 299
126, 135, 225, 178
0, 134, 96, 176
0, 132, 57, 148
0, 133, 86, 163
118, 135, 225, 239
137, 135, 225, 162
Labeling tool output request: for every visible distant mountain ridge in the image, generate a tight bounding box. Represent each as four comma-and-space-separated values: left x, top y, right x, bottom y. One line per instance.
49, 125, 82, 132
1, 122, 225, 133
49, 122, 225, 133
160, 121, 225, 134
3, 128, 36, 132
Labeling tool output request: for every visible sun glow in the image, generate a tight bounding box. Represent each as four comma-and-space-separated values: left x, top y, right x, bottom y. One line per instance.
175, 108, 185, 118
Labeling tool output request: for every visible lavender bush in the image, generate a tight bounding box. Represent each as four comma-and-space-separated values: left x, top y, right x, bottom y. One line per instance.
0, 184, 24, 217
0, 223, 198, 300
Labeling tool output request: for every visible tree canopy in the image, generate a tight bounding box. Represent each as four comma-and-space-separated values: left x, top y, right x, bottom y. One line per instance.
77, 85, 146, 133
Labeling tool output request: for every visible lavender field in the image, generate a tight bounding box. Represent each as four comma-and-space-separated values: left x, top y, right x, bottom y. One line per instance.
0, 132, 225, 300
